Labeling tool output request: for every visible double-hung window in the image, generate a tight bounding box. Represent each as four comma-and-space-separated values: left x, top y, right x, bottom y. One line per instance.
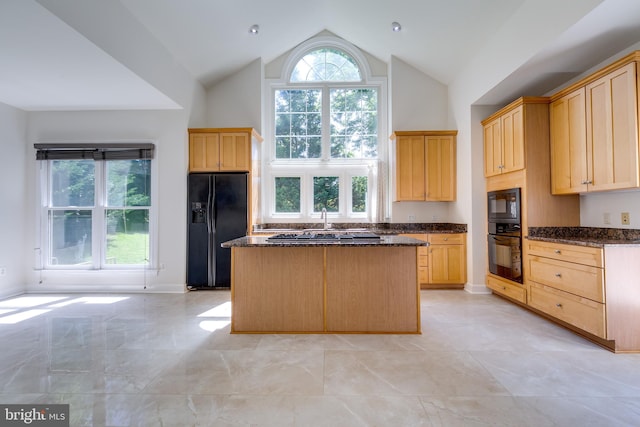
266, 39, 385, 222
36, 143, 154, 270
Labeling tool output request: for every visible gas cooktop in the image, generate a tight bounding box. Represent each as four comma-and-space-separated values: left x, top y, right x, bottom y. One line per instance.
267, 231, 380, 241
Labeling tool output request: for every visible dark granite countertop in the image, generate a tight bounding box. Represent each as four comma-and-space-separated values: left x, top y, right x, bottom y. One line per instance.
527, 227, 640, 248
253, 222, 467, 235
222, 235, 429, 248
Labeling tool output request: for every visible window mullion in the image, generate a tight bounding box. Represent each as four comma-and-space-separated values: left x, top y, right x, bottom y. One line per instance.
94, 161, 106, 269
322, 85, 331, 161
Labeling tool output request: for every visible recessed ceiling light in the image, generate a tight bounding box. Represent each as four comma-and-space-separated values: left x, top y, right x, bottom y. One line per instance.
392, 22, 402, 32
249, 24, 259, 35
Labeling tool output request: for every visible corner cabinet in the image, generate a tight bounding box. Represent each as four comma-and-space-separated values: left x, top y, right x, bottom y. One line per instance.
391, 131, 457, 201
550, 52, 640, 194
189, 128, 261, 172
188, 128, 263, 232
401, 233, 466, 289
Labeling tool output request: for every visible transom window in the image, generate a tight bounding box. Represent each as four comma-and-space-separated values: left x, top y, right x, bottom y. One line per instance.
266, 39, 384, 222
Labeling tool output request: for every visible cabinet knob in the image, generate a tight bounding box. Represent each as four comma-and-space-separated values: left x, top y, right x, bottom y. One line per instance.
555, 273, 562, 278
556, 303, 563, 308
554, 249, 561, 254
502, 286, 506, 290
443, 237, 448, 241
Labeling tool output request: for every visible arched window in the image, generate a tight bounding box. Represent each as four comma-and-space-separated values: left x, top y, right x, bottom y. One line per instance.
291, 48, 361, 82
266, 36, 386, 223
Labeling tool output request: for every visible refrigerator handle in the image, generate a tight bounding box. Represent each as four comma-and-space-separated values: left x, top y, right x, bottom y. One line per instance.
207, 175, 215, 286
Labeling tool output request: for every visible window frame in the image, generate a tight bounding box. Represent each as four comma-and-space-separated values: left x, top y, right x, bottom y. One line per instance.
264, 36, 387, 223
37, 146, 157, 271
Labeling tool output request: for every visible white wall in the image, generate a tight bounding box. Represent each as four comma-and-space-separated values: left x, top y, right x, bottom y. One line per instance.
25, 110, 193, 293
206, 58, 263, 131
0, 103, 29, 298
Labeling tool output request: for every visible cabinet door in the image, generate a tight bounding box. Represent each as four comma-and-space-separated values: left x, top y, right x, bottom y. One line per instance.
189, 133, 219, 171
396, 135, 426, 200
220, 132, 251, 171
429, 243, 465, 284
483, 118, 502, 177
586, 62, 640, 192
501, 105, 525, 174
550, 88, 588, 194
425, 135, 456, 201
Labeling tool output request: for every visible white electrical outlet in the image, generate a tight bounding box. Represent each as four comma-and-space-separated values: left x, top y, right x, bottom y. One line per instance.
0, 267, 6, 276
621, 212, 630, 225
604, 212, 611, 224
408, 214, 416, 221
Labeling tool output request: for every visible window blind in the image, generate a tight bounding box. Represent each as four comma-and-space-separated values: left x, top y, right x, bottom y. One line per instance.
34, 143, 154, 160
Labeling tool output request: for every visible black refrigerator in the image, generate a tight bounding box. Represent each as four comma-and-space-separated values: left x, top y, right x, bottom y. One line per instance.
187, 173, 248, 289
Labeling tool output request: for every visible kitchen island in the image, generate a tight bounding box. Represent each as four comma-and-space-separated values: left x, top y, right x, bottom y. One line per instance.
221, 234, 427, 334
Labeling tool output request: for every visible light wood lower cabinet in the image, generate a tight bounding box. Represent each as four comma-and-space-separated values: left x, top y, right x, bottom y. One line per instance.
486, 274, 526, 304
525, 239, 640, 352
230, 246, 420, 333
528, 282, 606, 338
401, 233, 466, 288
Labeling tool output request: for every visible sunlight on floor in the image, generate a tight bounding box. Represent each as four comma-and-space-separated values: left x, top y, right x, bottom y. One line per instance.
198, 301, 231, 332
0, 295, 130, 324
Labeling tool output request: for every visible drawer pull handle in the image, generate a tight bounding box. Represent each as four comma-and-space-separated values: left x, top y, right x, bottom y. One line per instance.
444, 238, 448, 241
555, 273, 562, 278
502, 286, 507, 290
554, 250, 561, 254
556, 303, 563, 308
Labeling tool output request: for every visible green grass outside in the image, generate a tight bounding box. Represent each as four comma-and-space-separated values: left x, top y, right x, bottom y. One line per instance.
106, 232, 149, 264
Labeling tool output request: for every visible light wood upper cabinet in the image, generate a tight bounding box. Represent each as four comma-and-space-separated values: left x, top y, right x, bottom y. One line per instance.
550, 53, 640, 194
392, 130, 457, 201
550, 88, 588, 194
483, 105, 525, 177
426, 135, 456, 201
189, 128, 258, 172
396, 135, 426, 200
189, 133, 219, 172
586, 61, 639, 192
219, 132, 251, 171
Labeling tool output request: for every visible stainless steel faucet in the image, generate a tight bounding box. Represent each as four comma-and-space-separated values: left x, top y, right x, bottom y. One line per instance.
321, 207, 330, 230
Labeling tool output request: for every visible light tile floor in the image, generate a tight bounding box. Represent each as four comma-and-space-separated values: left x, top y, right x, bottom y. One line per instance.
0, 290, 639, 426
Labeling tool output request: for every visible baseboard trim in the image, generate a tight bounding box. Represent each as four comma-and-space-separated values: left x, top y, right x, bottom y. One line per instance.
464, 282, 491, 294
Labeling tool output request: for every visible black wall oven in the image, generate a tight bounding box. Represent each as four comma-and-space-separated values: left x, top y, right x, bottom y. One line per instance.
487, 188, 522, 283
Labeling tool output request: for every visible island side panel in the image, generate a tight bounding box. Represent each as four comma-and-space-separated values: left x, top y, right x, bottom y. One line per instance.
231, 246, 324, 332
325, 246, 420, 333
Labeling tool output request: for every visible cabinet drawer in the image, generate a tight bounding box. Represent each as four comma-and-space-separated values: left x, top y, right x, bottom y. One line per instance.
429, 233, 465, 245
526, 240, 603, 267
528, 256, 604, 302
418, 254, 429, 267
529, 282, 606, 338
418, 266, 429, 284
486, 275, 526, 304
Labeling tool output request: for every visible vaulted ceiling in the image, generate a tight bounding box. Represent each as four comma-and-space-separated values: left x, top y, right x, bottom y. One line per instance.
2, 0, 640, 111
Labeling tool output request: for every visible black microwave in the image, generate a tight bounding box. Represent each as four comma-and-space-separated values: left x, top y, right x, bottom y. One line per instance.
488, 188, 521, 224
